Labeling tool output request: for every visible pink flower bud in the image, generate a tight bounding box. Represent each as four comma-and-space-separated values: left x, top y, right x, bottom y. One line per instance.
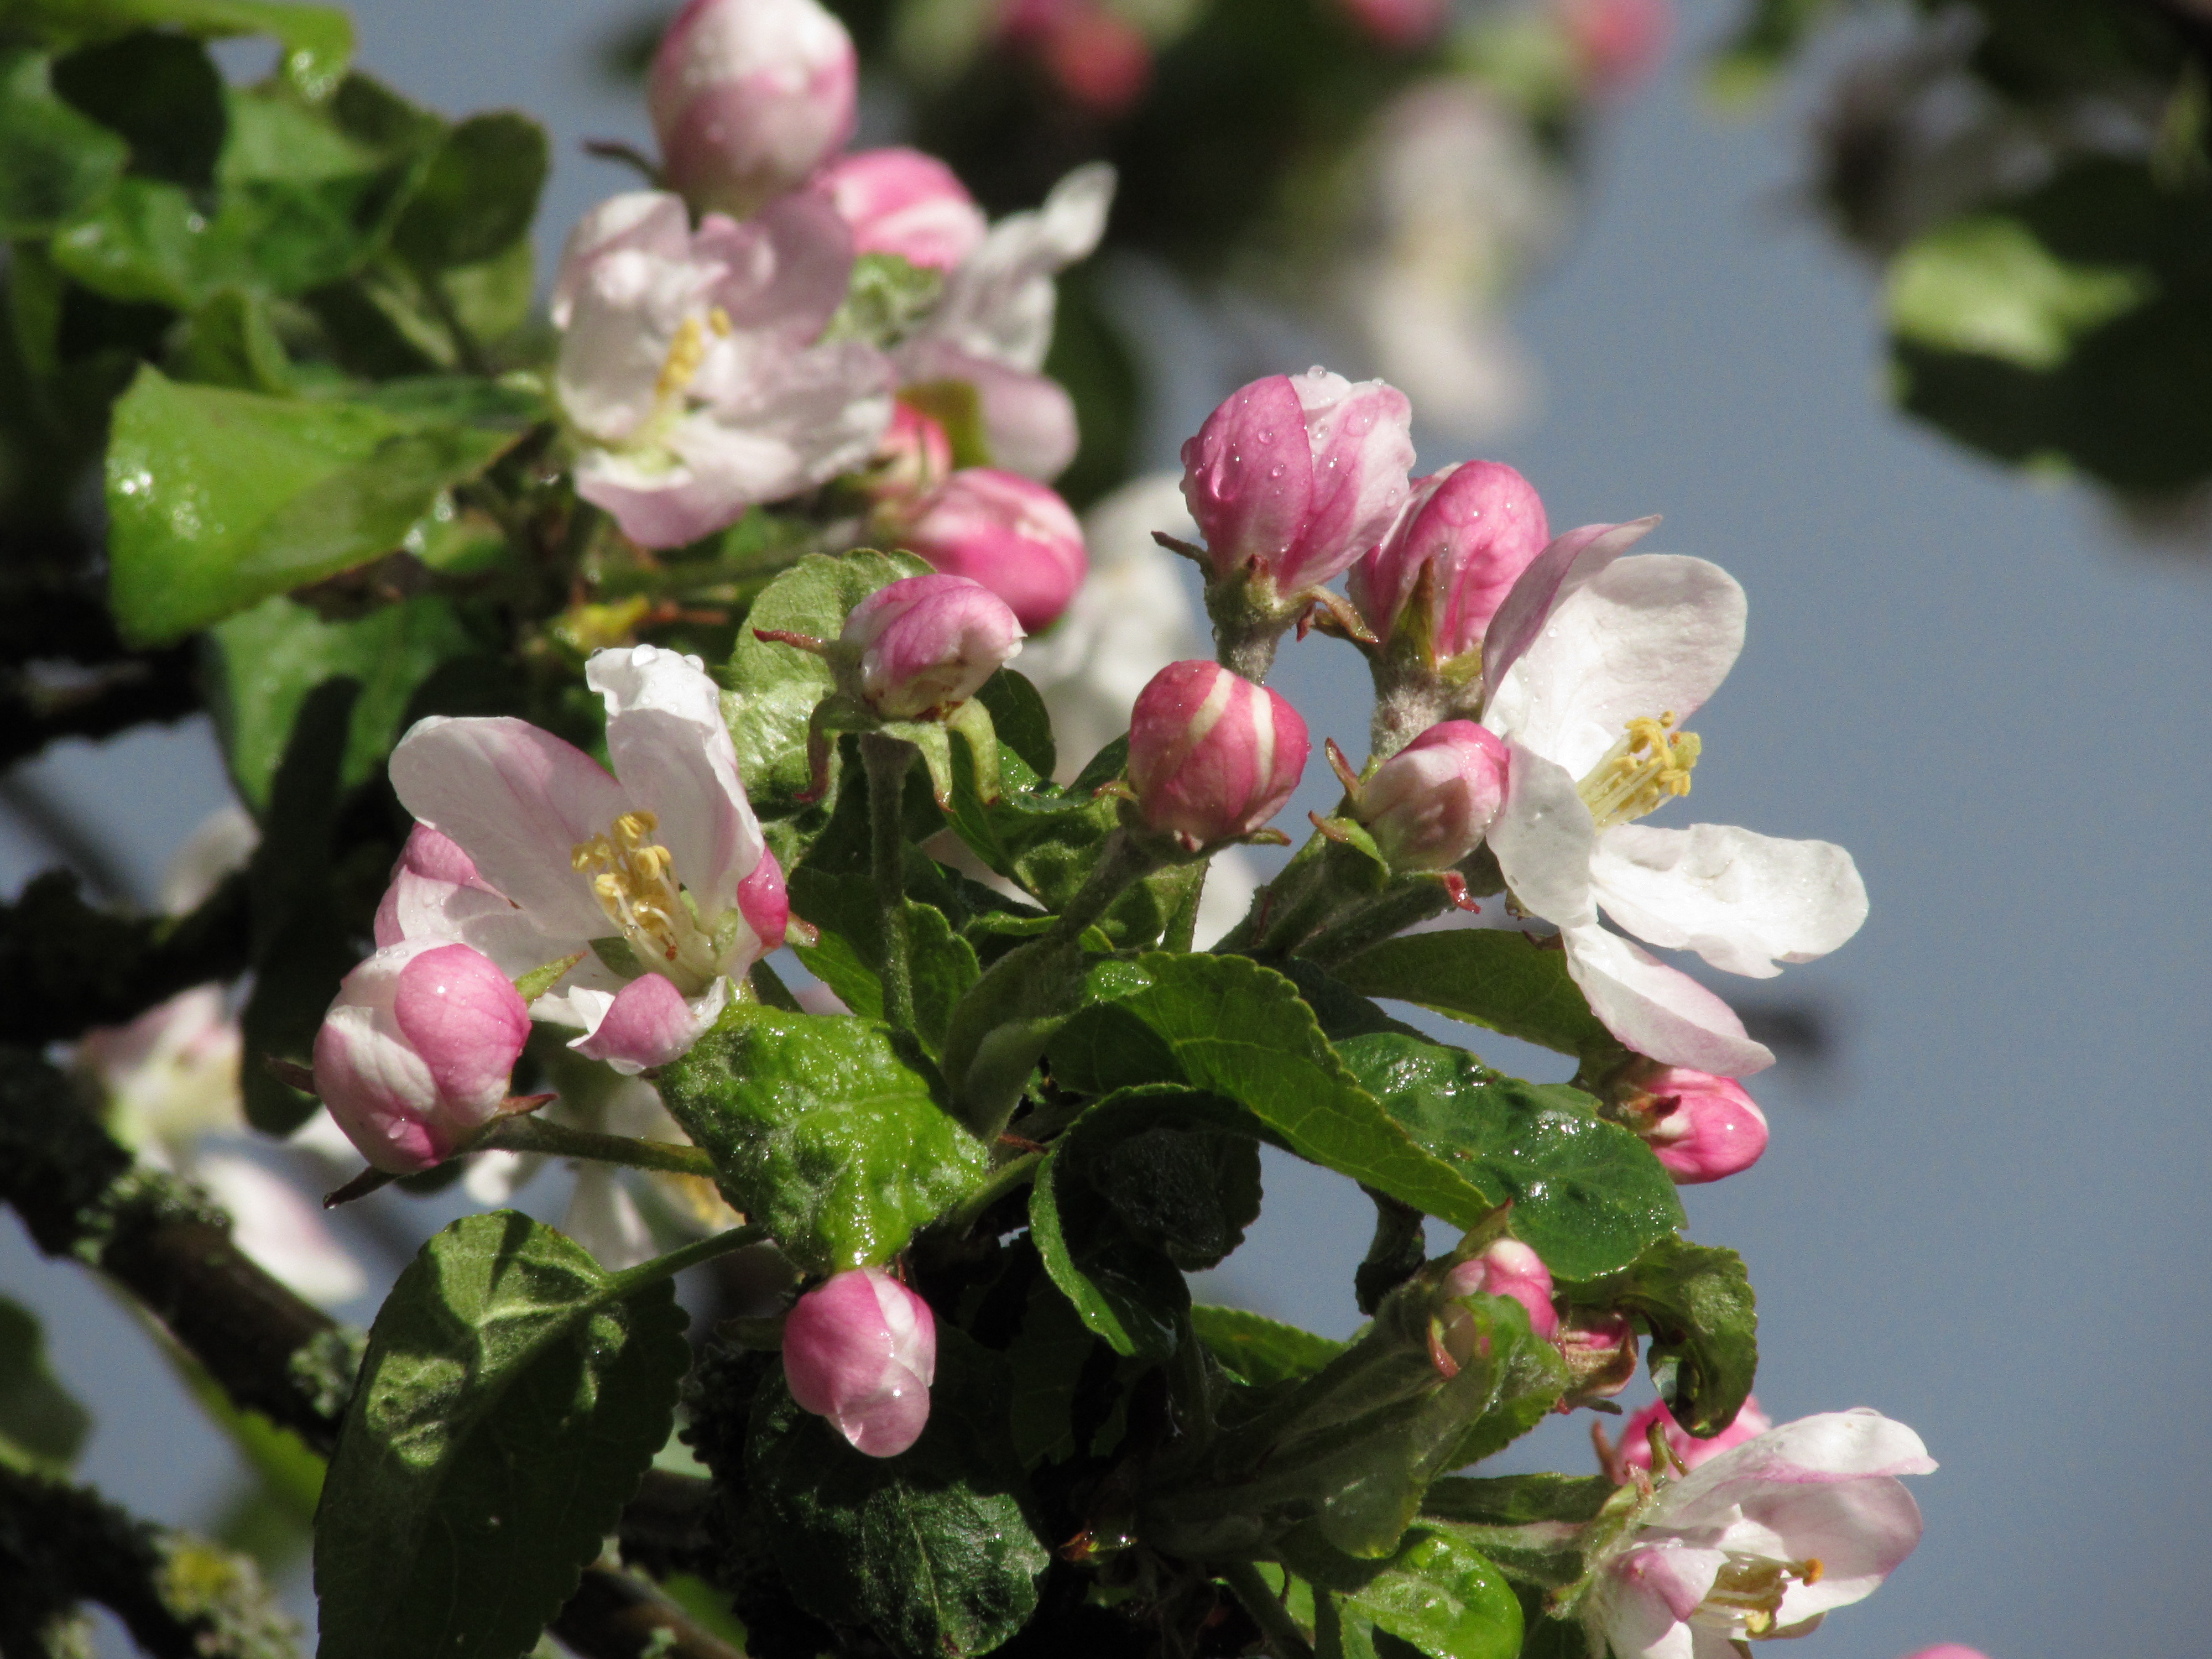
312, 942, 531, 1173
867, 403, 956, 507
811, 148, 988, 272
1180, 369, 1415, 596
1902, 1649, 1993, 1659
999, 0, 1153, 116
1631, 1067, 1770, 1185
1437, 1239, 1558, 1375
1357, 720, 1509, 871
783, 1267, 937, 1457
737, 846, 790, 954
1615, 1394, 1772, 1479
843, 573, 1025, 719
1557, 0, 1672, 93
896, 468, 1088, 631
650, 0, 858, 218
1336, 0, 1451, 49
1348, 461, 1550, 660
1126, 661, 1310, 849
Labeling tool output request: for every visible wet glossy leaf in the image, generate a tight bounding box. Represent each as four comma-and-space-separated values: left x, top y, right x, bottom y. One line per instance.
1191, 1305, 1345, 1387
315, 1212, 691, 1659
1330, 931, 1621, 1063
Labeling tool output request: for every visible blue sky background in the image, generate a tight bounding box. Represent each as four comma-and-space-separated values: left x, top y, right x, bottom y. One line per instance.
3, 3, 2208, 1653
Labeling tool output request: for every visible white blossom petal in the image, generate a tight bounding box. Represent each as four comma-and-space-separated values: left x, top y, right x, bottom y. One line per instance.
1481, 517, 1656, 709
1561, 924, 1776, 1075
389, 716, 628, 944
550, 191, 693, 328
463, 1148, 542, 1206
919, 163, 1115, 372
562, 1167, 659, 1270
1594, 1572, 1702, 1659
696, 192, 853, 345
196, 1154, 366, 1307
1487, 743, 1599, 928
1590, 823, 1870, 979
1486, 555, 1745, 779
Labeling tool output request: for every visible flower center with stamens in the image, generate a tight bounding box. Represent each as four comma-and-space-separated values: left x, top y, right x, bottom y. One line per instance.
571, 810, 721, 994
1578, 713, 1700, 831
1697, 1553, 1824, 1637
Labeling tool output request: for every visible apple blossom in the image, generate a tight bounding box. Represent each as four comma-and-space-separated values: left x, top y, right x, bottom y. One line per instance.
649, 0, 857, 218
1613, 1395, 1773, 1480
784, 1267, 938, 1457
1584, 1409, 1933, 1657
1354, 719, 1510, 872
1436, 1238, 1558, 1373
553, 190, 891, 548
312, 941, 532, 1173
842, 573, 1026, 719
893, 468, 1088, 630
1477, 529, 1869, 1075
1349, 460, 1551, 662
893, 164, 1115, 481
864, 402, 956, 508
812, 148, 988, 273
382, 645, 787, 1074
1621, 1065, 1770, 1184
1127, 661, 1310, 850
1181, 368, 1416, 599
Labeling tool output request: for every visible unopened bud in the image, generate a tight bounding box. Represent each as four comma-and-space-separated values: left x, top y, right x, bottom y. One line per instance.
1555, 1309, 1639, 1399
1613, 1394, 1771, 1480
312, 941, 531, 1173
1180, 368, 1415, 597
1126, 661, 1310, 850
843, 573, 1024, 719
1335, 0, 1451, 48
866, 403, 955, 508
1557, 0, 1673, 93
1436, 1238, 1557, 1374
811, 147, 988, 272
783, 1267, 937, 1457
1901, 1649, 1994, 1659
1623, 1065, 1769, 1185
1349, 461, 1550, 662
896, 468, 1088, 632
1355, 719, 1509, 871
649, 0, 857, 218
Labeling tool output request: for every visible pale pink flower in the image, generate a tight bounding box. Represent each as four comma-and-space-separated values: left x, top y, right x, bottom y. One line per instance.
554, 190, 890, 548
1127, 661, 1309, 851
784, 1267, 937, 1457
843, 573, 1026, 719
649, 0, 857, 218
381, 645, 787, 1074
1587, 1409, 1934, 1657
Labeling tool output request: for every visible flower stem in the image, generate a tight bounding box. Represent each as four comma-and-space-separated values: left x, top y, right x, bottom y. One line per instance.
860, 733, 919, 1032
473, 1114, 720, 1180
932, 1149, 1044, 1240
1219, 1562, 1315, 1659
610, 1219, 772, 1296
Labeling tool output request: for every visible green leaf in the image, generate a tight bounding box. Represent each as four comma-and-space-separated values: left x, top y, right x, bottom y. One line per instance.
749, 1329, 1050, 1659
206, 591, 482, 811
167, 287, 295, 392
0, 1297, 90, 1473
105, 367, 535, 644
13, 0, 356, 100
389, 111, 546, 270
1559, 1239, 1756, 1437
788, 878, 981, 1058
1341, 1528, 1523, 1659
1888, 213, 2152, 372
1068, 1086, 1262, 1272
1005, 1267, 1107, 1468
1329, 930, 1623, 1063
724, 549, 927, 817
1029, 1128, 1188, 1363
314, 1212, 692, 1659
974, 667, 1055, 779
1049, 953, 1503, 1232
1418, 1478, 1624, 1594
1335, 1034, 1682, 1281
1191, 1305, 1346, 1387
656, 1003, 991, 1275
0, 50, 128, 237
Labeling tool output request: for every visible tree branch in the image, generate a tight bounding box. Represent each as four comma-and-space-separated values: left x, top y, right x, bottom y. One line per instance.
0, 869, 254, 1046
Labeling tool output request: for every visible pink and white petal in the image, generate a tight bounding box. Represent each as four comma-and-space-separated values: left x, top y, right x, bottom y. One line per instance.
588, 645, 764, 913
1594, 1573, 1702, 1659
895, 341, 1079, 481
391, 943, 531, 1117
696, 192, 854, 345
556, 247, 719, 442
1562, 925, 1776, 1076
1591, 823, 1870, 978
925, 163, 1115, 371
1486, 555, 1745, 779
195, 1154, 366, 1307
571, 973, 727, 1074
390, 716, 627, 942
1616, 1546, 1727, 1622
1746, 1479, 1926, 1621
561, 1166, 659, 1271
1656, 1412, 1936, 1534
837, 1360, 932, 1458
550, 191, 693, 328
1486, 743, 1599, 928
463, 1148, 543, 1206
1480, 517, 1658, 715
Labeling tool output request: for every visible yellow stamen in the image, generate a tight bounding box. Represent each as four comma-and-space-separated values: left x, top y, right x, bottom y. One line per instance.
655, 315, 712, 401
1578, 712, 1701, 830
570, 810, 721, 990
